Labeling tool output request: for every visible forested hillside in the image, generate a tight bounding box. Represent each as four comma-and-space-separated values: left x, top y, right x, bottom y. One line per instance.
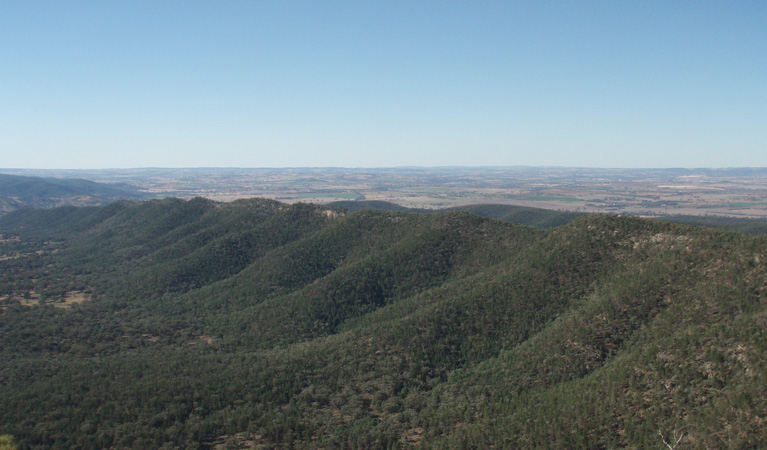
1, 198, 765, 449
328, 201, 582, 228
0, 173, 146, 214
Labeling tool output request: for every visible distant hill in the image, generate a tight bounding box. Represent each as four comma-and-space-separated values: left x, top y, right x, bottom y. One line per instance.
652, 213, 767, 235
329, 200, 581, 228
446, 203, 583, 228
331, 200, 767, 234
328, 200, 419, 212
1, 198, 766, 449
0, 173, 147, 214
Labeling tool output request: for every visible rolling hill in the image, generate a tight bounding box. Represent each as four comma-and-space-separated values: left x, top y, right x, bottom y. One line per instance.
328, 200, 583, 229
0, 173, 147, 214
0, 198, 765, 449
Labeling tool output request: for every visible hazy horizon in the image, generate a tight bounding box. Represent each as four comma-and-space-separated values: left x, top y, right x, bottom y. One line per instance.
5, 165, 767, 173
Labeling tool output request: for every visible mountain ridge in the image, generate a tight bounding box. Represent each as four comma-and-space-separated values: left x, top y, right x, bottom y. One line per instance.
1, 198, 765, 449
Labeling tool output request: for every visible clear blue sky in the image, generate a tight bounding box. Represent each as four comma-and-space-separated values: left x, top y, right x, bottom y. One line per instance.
2, 1, 766, 169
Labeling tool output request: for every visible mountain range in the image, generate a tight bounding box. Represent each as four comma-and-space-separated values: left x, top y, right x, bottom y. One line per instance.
0, 197, 765, 449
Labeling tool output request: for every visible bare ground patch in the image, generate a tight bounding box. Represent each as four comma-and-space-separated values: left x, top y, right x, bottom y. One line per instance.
3, 290, 92, 309
53, 291, 91, 309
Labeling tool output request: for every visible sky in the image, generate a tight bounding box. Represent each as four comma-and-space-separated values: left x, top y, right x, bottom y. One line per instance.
2, 1, 766, 169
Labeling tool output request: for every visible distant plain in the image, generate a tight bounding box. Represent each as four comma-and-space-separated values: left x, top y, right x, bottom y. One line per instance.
5, 167, 767, 218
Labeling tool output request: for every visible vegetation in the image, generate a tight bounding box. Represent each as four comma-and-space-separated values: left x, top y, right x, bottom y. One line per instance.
445, 203, 583, 228
1, 198, 766, 449
657, 213, 767, 235
0, 173, 146, 214
327, 200, 419, 212
0, 435, 18, 450
329, 201, 583, 228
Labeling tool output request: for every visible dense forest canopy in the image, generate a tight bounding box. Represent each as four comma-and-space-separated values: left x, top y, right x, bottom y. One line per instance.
1, 198, 766, 449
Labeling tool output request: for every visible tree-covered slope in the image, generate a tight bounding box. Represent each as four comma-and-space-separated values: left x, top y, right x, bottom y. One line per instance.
328, 200, 582, 228
327, 200, 419, 212
656, 213, 767, 235
0, 173, 147, 215
446, 203, 583, 228
0, 199, 765, 449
